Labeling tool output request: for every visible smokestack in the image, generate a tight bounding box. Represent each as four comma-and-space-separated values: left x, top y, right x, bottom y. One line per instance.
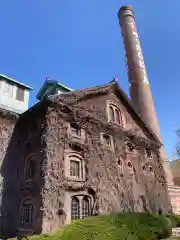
118, 5, 173, 185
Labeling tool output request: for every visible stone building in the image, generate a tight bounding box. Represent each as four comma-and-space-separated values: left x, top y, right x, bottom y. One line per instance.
0, 78, 171, 237
0, 4, 173, 238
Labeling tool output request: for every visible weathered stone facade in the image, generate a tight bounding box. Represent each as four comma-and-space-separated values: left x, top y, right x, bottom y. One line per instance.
0, 81, 172, 237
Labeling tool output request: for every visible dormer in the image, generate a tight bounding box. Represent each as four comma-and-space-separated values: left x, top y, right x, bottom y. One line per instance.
0, 74, 33, 114
36, 79, 73, 101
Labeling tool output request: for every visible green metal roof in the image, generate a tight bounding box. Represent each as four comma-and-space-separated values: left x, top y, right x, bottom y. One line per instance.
36, 80, 73, 100
0, 73, 33, 90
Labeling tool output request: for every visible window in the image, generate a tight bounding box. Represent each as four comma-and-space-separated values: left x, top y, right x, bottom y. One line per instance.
142, 165, 147, 173
127, 142, 134, 152
71, 195, 91, 221
146, 149, 153, 159
149, 166, 153, 173
3, 81, 13, 98
108, 103, 123, 126
65, 153, 84, 181
16, 87, 25, 101
82, 197, 90, 219
109, 106, 114, 121
127, 161, 133, 171
70, 160, 80, 178
71, 124, 81, 137
117, 157, 122, 167
24, 155, 36, 181
71, 197, 80, 220
102, 134, 112, 147
20, 199, 34, 228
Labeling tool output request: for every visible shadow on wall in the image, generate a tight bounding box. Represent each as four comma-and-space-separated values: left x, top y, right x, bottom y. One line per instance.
0, 109, 45, 238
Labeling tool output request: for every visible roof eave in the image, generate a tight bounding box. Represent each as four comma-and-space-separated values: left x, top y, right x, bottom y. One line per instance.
111, 81, 162, 145
0, 74, 33, 90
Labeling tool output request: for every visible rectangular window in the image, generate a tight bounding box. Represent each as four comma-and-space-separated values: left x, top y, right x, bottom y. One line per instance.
3, 81, 13, 98
16, 87, 25, 101
102, 134, 111, 147
70, 160, 80, 178
71, 126, 81, 137
21, 204, 33, 224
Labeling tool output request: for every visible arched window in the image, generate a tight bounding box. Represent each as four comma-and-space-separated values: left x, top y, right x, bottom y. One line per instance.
115, 109, 121, 124
20, 199, 34, 228
108, 103, 123, 126
71, 197, 80, 220
71, 195, 91, 221
146, 148, 153, 159
127, 161, 133, 171
117, 157, 122, 167
109, 106, 115, 122
25, 155, 36, 181
82, 196, 90, 219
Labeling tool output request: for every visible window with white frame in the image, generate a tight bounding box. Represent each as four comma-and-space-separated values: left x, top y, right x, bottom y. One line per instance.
71, 195, 91, 220
3, 81, 14, 98
20, 198, 34, 228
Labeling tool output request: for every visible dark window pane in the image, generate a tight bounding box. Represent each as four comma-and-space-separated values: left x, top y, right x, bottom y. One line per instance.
25, 157, 36, 181
115, 109, 121, 124
16, 87, 25, 101
70, 160, 80, 178
82, 197, 90, 219
71, 197, 80, 220
109, 106, 115, 122
20, 202, 34, 226
103, 135, 111, 146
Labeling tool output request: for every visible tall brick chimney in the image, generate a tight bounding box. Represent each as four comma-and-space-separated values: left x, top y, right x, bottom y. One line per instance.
118, 5, 173, 185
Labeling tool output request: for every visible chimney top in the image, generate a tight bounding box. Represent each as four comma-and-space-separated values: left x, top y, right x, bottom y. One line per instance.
118, 5, 134, 19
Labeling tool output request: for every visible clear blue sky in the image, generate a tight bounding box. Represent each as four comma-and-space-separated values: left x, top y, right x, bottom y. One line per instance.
0, 0, 179, 159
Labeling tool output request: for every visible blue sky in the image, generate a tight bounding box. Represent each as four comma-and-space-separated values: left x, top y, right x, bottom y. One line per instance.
0, 0, 179, 159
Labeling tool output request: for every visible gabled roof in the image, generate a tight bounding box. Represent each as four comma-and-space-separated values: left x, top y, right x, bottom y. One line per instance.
49, 80, 162, 145
0, 74, 33, 90
36, 79, 73, 100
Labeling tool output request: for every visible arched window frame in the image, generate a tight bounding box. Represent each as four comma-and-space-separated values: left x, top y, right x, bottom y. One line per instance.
68, 193, 92, 222
64, 151, 85, 181
71, 196, 80, 220
146, 148, 153, 160
24, 154, 36, 182
106, 101, 124, 127
142, 163, 154, 176
19, 197, 35, 229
